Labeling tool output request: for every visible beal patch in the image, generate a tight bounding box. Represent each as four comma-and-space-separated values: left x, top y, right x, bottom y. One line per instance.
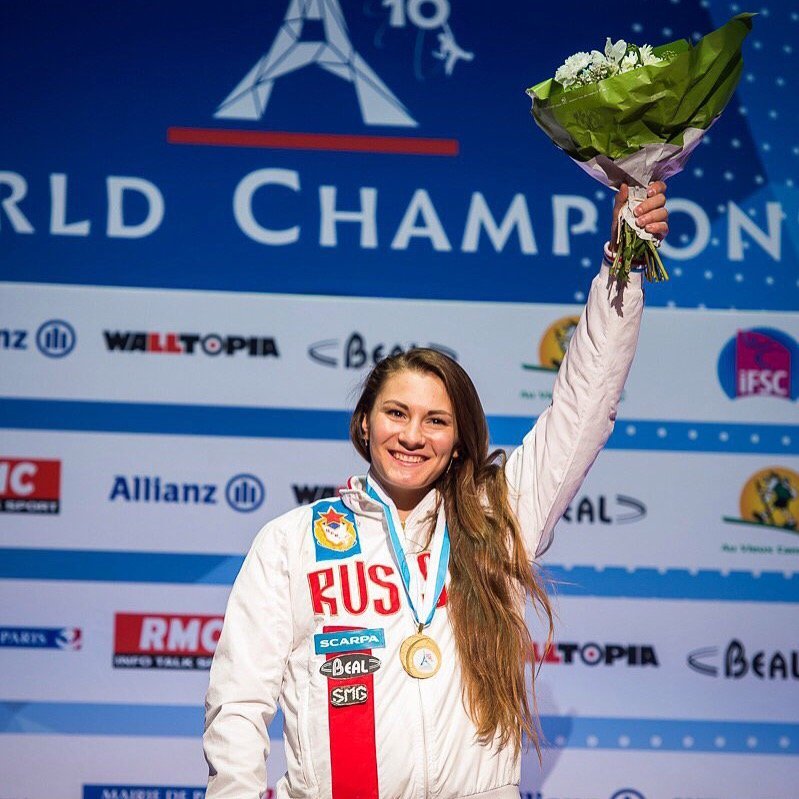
320, 653, 382, 680
330, 684, 369, 708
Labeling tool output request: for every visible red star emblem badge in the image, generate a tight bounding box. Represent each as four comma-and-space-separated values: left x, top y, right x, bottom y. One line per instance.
319, 506, 345, 525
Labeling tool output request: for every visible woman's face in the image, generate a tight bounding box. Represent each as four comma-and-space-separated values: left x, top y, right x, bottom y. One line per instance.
362, 369, 457, 513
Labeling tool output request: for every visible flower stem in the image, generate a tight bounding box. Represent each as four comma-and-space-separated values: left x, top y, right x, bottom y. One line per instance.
610, 220, 669, 284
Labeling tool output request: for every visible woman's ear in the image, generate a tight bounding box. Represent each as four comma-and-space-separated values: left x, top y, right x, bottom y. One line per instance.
360, 416, 369, 444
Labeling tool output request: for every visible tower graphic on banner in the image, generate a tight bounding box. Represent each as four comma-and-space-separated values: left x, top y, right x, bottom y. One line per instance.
215, 0, 417, 126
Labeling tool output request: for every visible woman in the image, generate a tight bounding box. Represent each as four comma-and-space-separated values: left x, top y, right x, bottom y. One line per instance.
204, 183, 669, 799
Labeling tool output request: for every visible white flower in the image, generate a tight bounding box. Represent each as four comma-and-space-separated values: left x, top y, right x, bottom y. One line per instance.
619, 51, 639, 73
639, 43, 662, 66
604, 37, 627, 64
555, 51, 592, 87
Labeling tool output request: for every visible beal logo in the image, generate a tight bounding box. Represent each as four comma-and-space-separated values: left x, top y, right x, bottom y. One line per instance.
0, 457, 61, 514
0, 320, 76, 358
113, 613, 223, 670
308, 332, 457, 369
688, 639, 799, 681
717, 328, 798, 400
522, 315, 580, 373
722, 466, 798, 534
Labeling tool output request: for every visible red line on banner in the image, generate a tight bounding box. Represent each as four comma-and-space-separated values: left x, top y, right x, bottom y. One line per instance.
324, 625, 380, 799
167, 126, 459, 156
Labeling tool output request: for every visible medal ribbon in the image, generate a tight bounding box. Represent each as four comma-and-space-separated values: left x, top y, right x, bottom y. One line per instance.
366, 477, 450, 630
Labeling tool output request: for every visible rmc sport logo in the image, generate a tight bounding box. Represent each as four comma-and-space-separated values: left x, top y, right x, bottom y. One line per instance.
0, 457, 61, 514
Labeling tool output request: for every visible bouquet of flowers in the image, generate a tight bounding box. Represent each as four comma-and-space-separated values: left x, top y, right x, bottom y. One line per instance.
526, 13, 753, 284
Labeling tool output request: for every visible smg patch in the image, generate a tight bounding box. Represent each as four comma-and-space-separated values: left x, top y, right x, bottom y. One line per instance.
311, 500, 361, 561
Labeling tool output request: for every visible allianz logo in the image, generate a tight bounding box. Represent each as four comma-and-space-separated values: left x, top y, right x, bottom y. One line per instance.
108, 473, 265, 513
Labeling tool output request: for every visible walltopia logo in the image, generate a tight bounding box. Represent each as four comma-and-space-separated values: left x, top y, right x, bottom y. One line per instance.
113, 613, 223, 670
723, 467, 798, 535
534, 641, 659, 667
688, 639, 799, 680
0, 457, 61, 514
109, 473, 265, 513
103, 331, 279, 358
717, 328, 798, 401
293, 483, 345, 504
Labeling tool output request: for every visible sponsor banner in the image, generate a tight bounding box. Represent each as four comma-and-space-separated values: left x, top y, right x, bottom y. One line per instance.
0, 626, 81, 650
0, 734, 284, 799
83, 788, 207, 799
0, 456, 61, 514
2, 283, 798, 425
533, 597, 799, 723
0, 580, 228, 703
546, 450, 799, 573
113, 613, 223, 670
0, 429, 363, 553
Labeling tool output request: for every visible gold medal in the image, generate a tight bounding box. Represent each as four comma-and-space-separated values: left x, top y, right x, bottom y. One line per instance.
400, 632, 441, 679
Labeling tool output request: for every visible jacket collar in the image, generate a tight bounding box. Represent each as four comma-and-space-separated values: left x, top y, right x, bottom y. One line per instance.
340, 473, 439, 525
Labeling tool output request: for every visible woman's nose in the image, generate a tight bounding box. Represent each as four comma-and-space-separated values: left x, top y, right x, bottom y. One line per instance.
398, 419, 425, 448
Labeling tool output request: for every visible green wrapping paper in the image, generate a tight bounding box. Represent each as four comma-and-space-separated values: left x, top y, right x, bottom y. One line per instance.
526, 13, 753, 284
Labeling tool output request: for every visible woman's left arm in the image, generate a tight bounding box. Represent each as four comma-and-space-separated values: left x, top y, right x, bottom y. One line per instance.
505, 181, 668, 559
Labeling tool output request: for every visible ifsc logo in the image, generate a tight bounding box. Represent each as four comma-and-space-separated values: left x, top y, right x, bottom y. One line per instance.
225, 473, 265, 513
523, 316, 580, 373
36, 319, 76, 358
717, 327, 798, 401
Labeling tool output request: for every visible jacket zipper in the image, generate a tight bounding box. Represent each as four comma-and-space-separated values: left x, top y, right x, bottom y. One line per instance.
417, 677, 430, 798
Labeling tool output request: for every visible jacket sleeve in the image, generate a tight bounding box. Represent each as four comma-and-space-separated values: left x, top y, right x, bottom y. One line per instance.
505, 258, 645, 560
204, 519, 294, 798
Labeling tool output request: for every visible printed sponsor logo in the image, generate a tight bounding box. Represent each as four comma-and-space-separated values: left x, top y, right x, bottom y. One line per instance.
314, 628, 386, 655
562, 493, 646, 525
108, 473, 265, 512
534, 641, 659, 667
36, 319, 77, 358
320, 653, 382, 679
722, 467, 799, 545
1, 320, 76, 357
103, 330, 279, 358
717, 328, 798, 401
308, 554, 446, 617
82, 787, 219, 799
520, 315, 626, 404
688, 639, 799, 680
308, 332, 457, 369
610, 792, 646, 799
330, 684, 369, 708
113, 613, 223, 670
522, 315, 580, 373
293, 483, 346, 504
0, 626, 82, 650
0, 457, 61, 514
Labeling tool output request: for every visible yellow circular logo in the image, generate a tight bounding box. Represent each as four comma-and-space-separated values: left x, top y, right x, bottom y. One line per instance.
538, 316, 580, 371
739, 467, 799, 531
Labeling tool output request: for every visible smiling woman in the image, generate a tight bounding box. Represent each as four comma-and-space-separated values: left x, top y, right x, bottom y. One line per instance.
203, 182, 669, 799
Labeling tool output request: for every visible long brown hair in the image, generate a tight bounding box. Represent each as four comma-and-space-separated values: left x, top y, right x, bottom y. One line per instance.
350, 348, 553, 756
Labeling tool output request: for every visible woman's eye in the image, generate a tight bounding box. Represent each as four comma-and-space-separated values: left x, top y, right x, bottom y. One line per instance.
387, 409, 404, 418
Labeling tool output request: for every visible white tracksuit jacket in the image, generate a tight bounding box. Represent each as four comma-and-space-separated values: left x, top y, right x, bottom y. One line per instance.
204, 259, 644, 799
